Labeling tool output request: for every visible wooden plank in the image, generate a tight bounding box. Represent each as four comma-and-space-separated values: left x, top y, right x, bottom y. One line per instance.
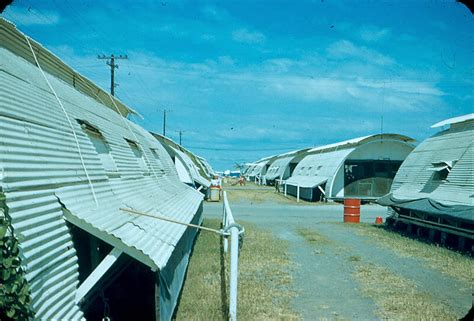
75, 248, 123, 303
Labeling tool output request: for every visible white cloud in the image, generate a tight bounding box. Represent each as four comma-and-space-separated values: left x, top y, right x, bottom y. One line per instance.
232, 28, 266, 44
327, 40, 395, 65
201, 5, 231, 22
2, 6, 60, 26
359, 26, 391, 42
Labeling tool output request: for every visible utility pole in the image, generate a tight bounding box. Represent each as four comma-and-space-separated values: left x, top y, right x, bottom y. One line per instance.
177, 130, 185, 145
98, 54, 128, 96
163, 109, 167, 136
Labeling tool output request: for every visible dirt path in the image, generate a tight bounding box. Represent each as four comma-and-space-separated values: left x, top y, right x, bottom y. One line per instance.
203, 188, 473, 320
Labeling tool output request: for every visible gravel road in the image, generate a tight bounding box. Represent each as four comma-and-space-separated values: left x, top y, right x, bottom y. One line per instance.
203, 194, 472, 320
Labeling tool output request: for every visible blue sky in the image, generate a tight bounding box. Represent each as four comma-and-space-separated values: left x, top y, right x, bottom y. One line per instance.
2, 0, 472, 170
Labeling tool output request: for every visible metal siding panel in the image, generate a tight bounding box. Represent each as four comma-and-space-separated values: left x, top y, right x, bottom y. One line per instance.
285, 148, 354, 190
391, 123, 474, 207
0, 33, 202, 320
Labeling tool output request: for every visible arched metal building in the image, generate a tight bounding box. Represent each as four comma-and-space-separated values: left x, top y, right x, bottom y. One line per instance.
378, 114, 473, 245
283, 134, 415, 201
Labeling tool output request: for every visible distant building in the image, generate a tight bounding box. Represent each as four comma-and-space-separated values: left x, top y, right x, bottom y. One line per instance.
0, 18, 203, 321
263, 148, 312, 184
151, 133, 213, 193
284, 134, 415, 201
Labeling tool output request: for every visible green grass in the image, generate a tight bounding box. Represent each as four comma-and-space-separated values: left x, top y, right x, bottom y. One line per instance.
296, 228, 333, 246
175, 219, 299, 321
348, 223, 474, 285
298, 225, 461, 320
353, 262, 458, 320
224, 184, 323, 206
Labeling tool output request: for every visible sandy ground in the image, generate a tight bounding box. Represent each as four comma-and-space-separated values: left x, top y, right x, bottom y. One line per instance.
203, 187, 473, 320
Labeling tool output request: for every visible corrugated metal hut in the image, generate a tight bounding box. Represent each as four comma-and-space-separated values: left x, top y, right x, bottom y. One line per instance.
0, 19, 203, 321
284, 134, 415, 201
378, 114, 474, 243
151, 133, 212, 191
263, 148, 312, 184
244, 161, 266, 181
197, 156, 217, 178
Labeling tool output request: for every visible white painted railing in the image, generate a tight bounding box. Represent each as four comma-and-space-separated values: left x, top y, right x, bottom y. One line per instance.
222, 191, 244, 321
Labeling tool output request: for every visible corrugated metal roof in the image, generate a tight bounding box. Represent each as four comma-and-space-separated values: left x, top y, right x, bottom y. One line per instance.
264, 156, 293, 180
246, 160, 268, 178
172, 147, 211, 188
197, 157, 217, 177
285, 148, 354, 190
431, 113, 474, 128
307, 134, 414, 153
0, 23, 202, 320
390, 120, 474, 207
0, 18, 135, 118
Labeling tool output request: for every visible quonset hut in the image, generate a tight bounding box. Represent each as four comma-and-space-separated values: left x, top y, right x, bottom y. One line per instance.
379, 114, 474, 249
284, 134, 415, 202
263, 148, 311, 185
151, 133, 212, 192
0, 19, 203, 320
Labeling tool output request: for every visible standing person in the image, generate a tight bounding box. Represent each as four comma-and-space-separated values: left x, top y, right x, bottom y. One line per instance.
275, 180, 280, 193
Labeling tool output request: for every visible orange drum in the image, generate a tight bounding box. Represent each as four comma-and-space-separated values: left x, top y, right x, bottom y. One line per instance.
344, 199, 361, 223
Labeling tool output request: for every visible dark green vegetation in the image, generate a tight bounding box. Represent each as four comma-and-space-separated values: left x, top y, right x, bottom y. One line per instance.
0, 193, 34, 320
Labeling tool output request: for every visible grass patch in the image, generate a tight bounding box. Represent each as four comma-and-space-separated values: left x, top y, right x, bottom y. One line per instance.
224, 183, 322, 206
353, 262, 458, 320
296, 228, 333, 246
348, 223, 474, 285
225, 188, 299, 205
175, 219, 299, 321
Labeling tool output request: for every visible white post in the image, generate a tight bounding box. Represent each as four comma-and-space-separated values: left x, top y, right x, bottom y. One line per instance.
75, 248, 123, 303
297, 185, 300, 202
284, 182, 287, 196
229, 225, 239, 321
223, 198, 229, 253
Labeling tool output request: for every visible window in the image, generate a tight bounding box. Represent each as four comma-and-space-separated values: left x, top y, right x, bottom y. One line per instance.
77, 119, 118, 175
125, 139, 149, 175
429, 161, 455, 182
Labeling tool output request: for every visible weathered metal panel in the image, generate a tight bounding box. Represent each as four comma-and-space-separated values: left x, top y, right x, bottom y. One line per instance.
0, 22, 203, 320
247, 160, 268, 178
390, 120, 474, 207
0, 18, 134, 117
264, 156, 293, 180
173, 147, 211, 187
285, 148, 354, 191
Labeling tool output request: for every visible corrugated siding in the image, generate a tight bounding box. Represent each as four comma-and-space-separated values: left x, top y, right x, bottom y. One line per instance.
391, 123, 474, 206
285, 148, 354, 192
0, 42, 202, 319
264, 156, 293, 180
0, 18, 132, 117
173, 148, 210, 187
247, 161, 267, 178
4, 189, 83, 320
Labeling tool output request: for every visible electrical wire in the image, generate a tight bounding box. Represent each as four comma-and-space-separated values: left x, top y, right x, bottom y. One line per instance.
24, 33, 99, 206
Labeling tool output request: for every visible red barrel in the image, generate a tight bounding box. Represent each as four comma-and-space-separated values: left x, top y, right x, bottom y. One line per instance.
344, 198, 361, 223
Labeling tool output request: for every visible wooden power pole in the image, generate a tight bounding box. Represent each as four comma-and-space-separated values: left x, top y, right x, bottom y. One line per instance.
98, 54, 128, 96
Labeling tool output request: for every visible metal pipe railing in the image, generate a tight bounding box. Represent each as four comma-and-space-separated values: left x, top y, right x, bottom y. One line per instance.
222, 191, 244, 321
